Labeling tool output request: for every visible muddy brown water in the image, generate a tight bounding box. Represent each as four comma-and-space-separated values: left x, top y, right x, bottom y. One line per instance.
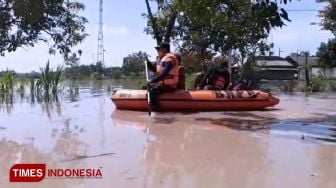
0, 80, 336, 188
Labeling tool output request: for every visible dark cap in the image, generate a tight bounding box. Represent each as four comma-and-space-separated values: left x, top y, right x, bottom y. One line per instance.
155, 42, 170, 52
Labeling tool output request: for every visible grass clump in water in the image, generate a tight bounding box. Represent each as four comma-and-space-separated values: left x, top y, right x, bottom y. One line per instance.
36, 61, 63, 98
0, 71, 14, 112
0, 71, 14, 94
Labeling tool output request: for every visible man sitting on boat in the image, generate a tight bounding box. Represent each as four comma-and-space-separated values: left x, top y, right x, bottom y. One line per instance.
146, 42, 180, 105
196, 55, 231, 90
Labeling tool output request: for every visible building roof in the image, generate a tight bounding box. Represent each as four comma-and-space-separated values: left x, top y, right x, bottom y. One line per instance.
246, 56, 297, 68
286, 55, 319, 67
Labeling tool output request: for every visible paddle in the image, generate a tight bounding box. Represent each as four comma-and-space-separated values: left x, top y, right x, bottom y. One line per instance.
144, 60, 152, 116
143, 59, 153, 162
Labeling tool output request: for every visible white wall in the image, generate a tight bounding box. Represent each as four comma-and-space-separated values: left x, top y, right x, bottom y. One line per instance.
298, 67, 336, 80
310, 67, 336, 79
325, 67, 336, 79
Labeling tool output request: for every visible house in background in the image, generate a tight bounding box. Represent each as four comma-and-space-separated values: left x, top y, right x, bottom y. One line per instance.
286, 55, 336, 80
243, 56, 298, 80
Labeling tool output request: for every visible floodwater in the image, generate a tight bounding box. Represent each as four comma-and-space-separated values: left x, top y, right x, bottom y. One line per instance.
0, 80, 336, 188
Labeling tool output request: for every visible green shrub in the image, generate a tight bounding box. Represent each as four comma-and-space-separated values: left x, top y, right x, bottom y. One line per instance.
310, 75, 329, 92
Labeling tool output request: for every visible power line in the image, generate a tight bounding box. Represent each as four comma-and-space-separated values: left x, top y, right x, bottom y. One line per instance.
285, 9, 321, 12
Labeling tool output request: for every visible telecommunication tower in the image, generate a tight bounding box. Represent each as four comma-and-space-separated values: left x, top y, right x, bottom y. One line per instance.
97, 0, 104, 65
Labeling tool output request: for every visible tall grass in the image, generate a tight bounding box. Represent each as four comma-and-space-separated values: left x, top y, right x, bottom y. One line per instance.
37, 61, 63, 96
0, 71, 14, 113
0, 71, 14, 94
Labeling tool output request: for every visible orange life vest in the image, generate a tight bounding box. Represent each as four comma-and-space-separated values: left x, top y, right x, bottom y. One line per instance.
212, 75, 227, 90
177, 66, 185, 90
156, 53, 179, 88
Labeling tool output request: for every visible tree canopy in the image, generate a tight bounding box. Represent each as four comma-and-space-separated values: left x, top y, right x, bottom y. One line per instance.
317, 38, 336, 67
144, 0, 291, 59
317, 0, 336, 36
122, 51, 149, 77
0, 0, 87, 59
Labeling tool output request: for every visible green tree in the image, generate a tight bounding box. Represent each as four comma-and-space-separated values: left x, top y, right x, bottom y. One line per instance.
317, 38, 336, 67
144, 0, 291, 60
64, 50, 82, 67
317, 0, 336, 36
180, 52, 213, 74
107, 67, 122, 79
0, 0, 88, 59
176, 0, 290, 56
122, 51, 149, 77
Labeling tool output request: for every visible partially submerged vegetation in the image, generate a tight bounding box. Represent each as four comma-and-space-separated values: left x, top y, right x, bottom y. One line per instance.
0, 62, 118, 113
0, 62, 65, 109
0, 71, 14, 94
0, 71, 14, 112
37, 61, 63, 96
308, 75, 336, 92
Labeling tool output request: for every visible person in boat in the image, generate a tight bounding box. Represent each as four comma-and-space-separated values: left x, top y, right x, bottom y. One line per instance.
228, 67, 254, 90
197, 56, 231, 90
230, 78, 252, 90
146, 42, 180, 105
193, 61, 209, 89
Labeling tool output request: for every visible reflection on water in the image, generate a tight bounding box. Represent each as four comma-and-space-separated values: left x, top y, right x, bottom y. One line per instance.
191, 110, 336, 143
0, 101, 95, 187
0, 92, 13, 113
111, 110, 336, 188
111, 91, 336, 145
142, 124, 269, 188
52, 118, 89, 160
41, 98, 62, 118
0, 137, 89, 188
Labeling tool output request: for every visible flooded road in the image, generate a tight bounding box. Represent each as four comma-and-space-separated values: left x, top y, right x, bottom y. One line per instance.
0, 81, 336, 188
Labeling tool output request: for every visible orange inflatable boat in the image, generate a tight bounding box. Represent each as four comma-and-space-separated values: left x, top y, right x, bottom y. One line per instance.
111, 89, 280, 111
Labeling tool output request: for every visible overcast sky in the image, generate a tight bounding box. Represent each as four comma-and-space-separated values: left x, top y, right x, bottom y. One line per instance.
0, 0, 333, 73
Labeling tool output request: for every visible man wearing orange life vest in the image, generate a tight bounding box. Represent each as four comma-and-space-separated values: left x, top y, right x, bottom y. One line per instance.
146, 42, 179, 105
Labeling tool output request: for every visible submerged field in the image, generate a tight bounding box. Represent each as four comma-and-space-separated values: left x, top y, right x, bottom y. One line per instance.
0, 80, 336, 188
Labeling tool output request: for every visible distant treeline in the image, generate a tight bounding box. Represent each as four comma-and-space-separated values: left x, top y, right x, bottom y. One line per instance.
62, 63, 124, 79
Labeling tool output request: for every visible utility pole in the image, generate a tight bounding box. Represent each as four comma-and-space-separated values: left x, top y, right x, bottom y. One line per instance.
97, 0, 105, 67
296, 49, 300, 80
305, 51, 310, 88
278, 48, 283, 57
296, 49, 299, 63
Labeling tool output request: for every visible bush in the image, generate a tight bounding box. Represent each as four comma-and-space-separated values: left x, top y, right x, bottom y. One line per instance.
310, 75, 329, 92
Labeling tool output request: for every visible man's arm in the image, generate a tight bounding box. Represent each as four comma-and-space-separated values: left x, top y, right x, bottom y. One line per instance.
198, 68, 213, 89
146, 60, 156, 72
150, 61, 173, 83
223, 70, 231, 89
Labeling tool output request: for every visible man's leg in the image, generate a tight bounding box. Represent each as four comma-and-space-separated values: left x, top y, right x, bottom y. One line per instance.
149, 85, 175, 106
149, 86, 160, 105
